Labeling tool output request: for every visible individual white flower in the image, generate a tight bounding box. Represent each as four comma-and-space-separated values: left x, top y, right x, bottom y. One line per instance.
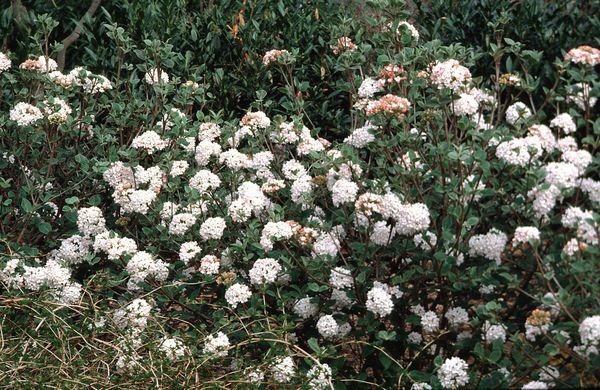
225, 283, 252, 308
437, 357, 469, 389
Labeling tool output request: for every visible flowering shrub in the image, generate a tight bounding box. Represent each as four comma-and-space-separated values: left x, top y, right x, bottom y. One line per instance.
1, 1, 599, 388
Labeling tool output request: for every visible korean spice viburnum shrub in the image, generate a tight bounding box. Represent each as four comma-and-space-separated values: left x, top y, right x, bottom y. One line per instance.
0, 8, 599, 388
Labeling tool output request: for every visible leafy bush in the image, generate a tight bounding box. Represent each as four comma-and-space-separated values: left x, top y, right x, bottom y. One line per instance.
1, 1, 599, 388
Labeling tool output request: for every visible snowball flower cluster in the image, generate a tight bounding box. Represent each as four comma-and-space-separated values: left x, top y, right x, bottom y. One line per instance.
131, 131, 169, 154
125, 251, 169, 290
260, 221, 293, 251
513, 226, 541, 246
468, 229, 508, 265
262, 49, 291, 66
505, 102, 532, 125
224, 283, 252, 308
0, 52, 11, 72
437, 357, 470, 389
495, 136, 543, 167
550, 113, 576, 134
316, 315, 350, 339
331, 179, 359, 206
366, 284, 394, 317
564, 45, 600, 66
249, 258, 282, 284
430, 59, 472, 91
199, 217, 226, 240
271, 356, 295, 383
9, 102, 44, 127
203, 332, 230, 357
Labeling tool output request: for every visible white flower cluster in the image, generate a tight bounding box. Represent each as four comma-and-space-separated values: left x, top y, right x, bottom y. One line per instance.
430, 59, 472, 91
550, 113, 576, 134
366, 283, 394, 317
483, 321, 507, 344
225, 283, 252, 308
131, 130, 169, 154
179, 241, 201, 264
513, 226, 541, 246
445, 307, 469, 327
260, 221, 293, 251
125, 251, 169, 290
437, 357, 470, 389
271, 356, 295, 383
199, 217, 226, 240
159, 337, 186, 360
578, 315, 600, 353
9, 102, 44, 127
316, 314, 351, 339
202, 331, 230, 357
344, 123, 377, 148
249, 258, 282, 284
93, 231, 137, 260
113, 298, 152, 331
468, 229, 508, 265
77, 207, 107, 236
293, 297, 319, 319
0, 52, 11, 72
307, 363, 333, 389
505, 102, 532, 125
495, 136, 542, 167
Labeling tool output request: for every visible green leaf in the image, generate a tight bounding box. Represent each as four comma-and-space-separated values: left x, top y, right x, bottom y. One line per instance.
38, 222, 52, 235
